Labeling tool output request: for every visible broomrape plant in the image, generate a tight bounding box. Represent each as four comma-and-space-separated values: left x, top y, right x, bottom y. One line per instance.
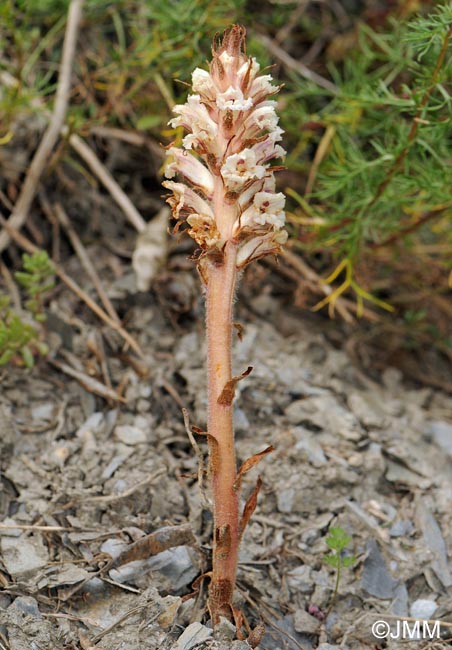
163, 25, 286, 627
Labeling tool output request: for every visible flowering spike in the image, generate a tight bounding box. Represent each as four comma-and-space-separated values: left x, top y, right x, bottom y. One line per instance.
164, 24, 287, 273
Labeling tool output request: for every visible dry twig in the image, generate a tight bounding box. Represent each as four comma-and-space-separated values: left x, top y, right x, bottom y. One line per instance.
255, 32, 338, 94
68, 133, 147, 233
0, 211, 143, 354
53, 201, 120, 323
0, 0, 84, 253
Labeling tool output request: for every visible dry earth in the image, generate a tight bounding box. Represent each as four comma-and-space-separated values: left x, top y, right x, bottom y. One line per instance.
1, 258, 452, 650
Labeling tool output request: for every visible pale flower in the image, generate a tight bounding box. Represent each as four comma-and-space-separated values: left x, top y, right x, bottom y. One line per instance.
221, 149, 267, 191
165, 147, 214, 196
192, 68, 216, 96
216, 86, 253, 111
170, 95, 218, 149
162, 181, 214, 219
240, 191, 286, 228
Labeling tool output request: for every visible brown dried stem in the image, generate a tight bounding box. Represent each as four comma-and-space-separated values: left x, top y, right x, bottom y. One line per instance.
0, 0, 84, 253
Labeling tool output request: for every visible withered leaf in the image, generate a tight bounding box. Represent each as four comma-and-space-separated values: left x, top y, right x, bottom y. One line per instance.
109, 524, 195, 569
234, 445, 274, 491
239, 476, 262, 539
217, 366, 253, 406
233, 321, 245, 341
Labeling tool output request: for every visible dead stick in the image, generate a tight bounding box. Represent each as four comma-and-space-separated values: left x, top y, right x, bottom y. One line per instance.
53, 201, 120, 323
0, 0, 84, 252
68, 133, 147, 233
0, 212, 143, 355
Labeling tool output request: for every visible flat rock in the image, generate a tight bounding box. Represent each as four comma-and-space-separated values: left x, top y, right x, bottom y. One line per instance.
410, 599, 437, 619
114, 424, 147, 445
293, 609, 321, 634
172, 622, 212, 650
361, 539, 398, 599
426, 420, 452, 457
1, 534, 49, 578
416, 502, 452, 588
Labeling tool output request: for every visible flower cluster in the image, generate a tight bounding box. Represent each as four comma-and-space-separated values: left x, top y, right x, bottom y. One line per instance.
163, 25, 287, 272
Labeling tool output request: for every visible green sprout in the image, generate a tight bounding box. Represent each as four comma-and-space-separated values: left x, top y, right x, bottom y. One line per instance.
14, 250, 55, 322
0, 251, 55, 368
323, 526, 356, 618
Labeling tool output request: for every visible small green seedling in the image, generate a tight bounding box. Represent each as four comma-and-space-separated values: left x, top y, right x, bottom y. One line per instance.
0, 251, 55, 368
323, 526, 356, 618
15, 250, 55, 322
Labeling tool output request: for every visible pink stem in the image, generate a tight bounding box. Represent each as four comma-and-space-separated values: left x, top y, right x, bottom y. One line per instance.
205, 239, 240, 624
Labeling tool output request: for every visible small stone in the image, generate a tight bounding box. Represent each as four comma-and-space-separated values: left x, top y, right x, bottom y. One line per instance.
114, 424, 147, 445
172, 621, 212, 650
8, 596, 42, 618
389, 520, 414, 537
361, 539, 398, 599
31, 402, 54, 421
277, 488, 295, 513
1, 534, 49, 578
294, 429, 327, 466
391, 583, 409, 617
410, 599, 437, 619
76, 412, 104, 437
286, 565, 313, 593
348, 393, 389, 428
427, 421, 452, 457
347, 453, 363, 468
293, 609, 321, 634
215, 616, 236, 641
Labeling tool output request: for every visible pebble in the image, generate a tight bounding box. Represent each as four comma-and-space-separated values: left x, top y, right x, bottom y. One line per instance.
361, 539, 398, 599
286, 565, 313, 593
410, 598, 437, 619
427, 420, 452, 457
293, 609, 321, 634
114, 424, 147, 445
172, 622, 212, 650
1, 534, 49, 577
8, 595, 42, 619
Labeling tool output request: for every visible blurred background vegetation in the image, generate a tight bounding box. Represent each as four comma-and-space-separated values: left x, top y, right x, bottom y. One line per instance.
0, 0, 451, 381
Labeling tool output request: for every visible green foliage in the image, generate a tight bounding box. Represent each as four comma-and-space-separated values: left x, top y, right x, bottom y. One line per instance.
310, 6, 452, 256
0, 251, 55, 368
0, 297, 38, 368
323, 526, 356, 617
324, 526, 355, 569
15, 250, 55, 322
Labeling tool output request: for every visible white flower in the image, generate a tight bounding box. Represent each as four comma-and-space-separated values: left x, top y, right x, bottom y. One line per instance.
162, 181, 214, 219
216, 86, 253, 111
165, 147, 214, 196
240, 192, 286, 228
221, 149, 267, 191
192, 68, 216, 96
251, 134, 286, 164
236, 228, 288, 267
249, 75, 277, 99
170, 95, 218, 149
237, 57, 260, 83
219, 51, 235, 67
187, 214, 221, 248
238, 175, 276, 210
244, 102, 279, 135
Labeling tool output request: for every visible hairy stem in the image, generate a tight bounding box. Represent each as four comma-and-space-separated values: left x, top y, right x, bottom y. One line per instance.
205, 240, 240, 624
